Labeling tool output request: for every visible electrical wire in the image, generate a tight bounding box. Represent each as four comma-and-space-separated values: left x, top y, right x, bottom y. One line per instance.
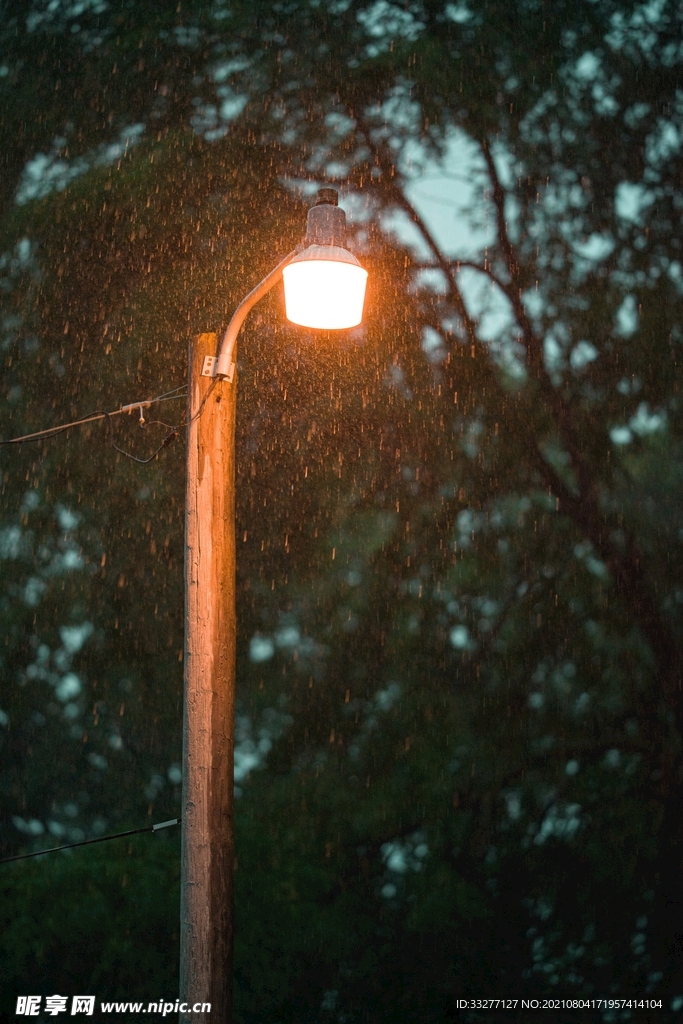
0, 389, 187, 447
0, 411, 113, 446
106, 415, 180, 465
149, 385, 188, 401
0, 380, 218, 861
0, 818, 180, 866
105, 378, 218, 462
186, 376, 218, 427
0, 369, 220, 464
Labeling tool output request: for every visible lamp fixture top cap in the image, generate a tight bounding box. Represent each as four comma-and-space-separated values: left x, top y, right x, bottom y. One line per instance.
315, 187, 338, 206
305, 189, 346, 247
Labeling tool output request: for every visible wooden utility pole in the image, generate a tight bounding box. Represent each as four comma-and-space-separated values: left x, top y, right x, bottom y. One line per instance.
176, 199, 357, 1019
180, 332, 236, 1024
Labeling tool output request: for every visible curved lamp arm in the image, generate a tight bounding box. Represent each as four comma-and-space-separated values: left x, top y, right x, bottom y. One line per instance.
215, 245, 304, 380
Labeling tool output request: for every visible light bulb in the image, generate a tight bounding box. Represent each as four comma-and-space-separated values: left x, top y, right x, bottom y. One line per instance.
283, 245, 367, 330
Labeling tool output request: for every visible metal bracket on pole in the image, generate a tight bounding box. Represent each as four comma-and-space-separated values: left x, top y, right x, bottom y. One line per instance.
202, 355, 234, 382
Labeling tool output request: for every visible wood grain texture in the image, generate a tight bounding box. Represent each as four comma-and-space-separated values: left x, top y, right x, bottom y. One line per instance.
180, 333, 236, 1024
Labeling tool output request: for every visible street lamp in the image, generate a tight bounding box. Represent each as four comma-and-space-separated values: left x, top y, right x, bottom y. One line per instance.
282, 192, 367, 330
180, 189, 366, 1024
208, 187, 368, 382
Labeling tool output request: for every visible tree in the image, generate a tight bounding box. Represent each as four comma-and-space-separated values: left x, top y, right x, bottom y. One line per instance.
1, 0, 682, 1017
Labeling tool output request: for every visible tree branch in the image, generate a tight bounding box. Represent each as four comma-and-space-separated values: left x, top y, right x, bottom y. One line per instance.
352, 117, 680, 715
478, 138, 680, 707
413, 258, 515, 302
355, 123, 588, 514
479, 139, 591, 477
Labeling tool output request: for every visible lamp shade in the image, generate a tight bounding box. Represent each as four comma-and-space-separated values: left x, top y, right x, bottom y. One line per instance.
283, 244, 368, 330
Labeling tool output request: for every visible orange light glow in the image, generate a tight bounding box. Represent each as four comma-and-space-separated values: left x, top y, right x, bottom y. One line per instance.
283, 251, 368, 330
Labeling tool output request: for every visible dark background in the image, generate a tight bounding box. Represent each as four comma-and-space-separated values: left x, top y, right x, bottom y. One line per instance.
0, 0, 682, 1020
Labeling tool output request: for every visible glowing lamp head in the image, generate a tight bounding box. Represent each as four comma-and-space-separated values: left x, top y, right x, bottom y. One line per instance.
283, 246, 367, 329
283, 189, 368, 330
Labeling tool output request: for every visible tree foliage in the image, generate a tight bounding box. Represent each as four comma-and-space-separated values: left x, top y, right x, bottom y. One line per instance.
1, 0, 682, 1019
